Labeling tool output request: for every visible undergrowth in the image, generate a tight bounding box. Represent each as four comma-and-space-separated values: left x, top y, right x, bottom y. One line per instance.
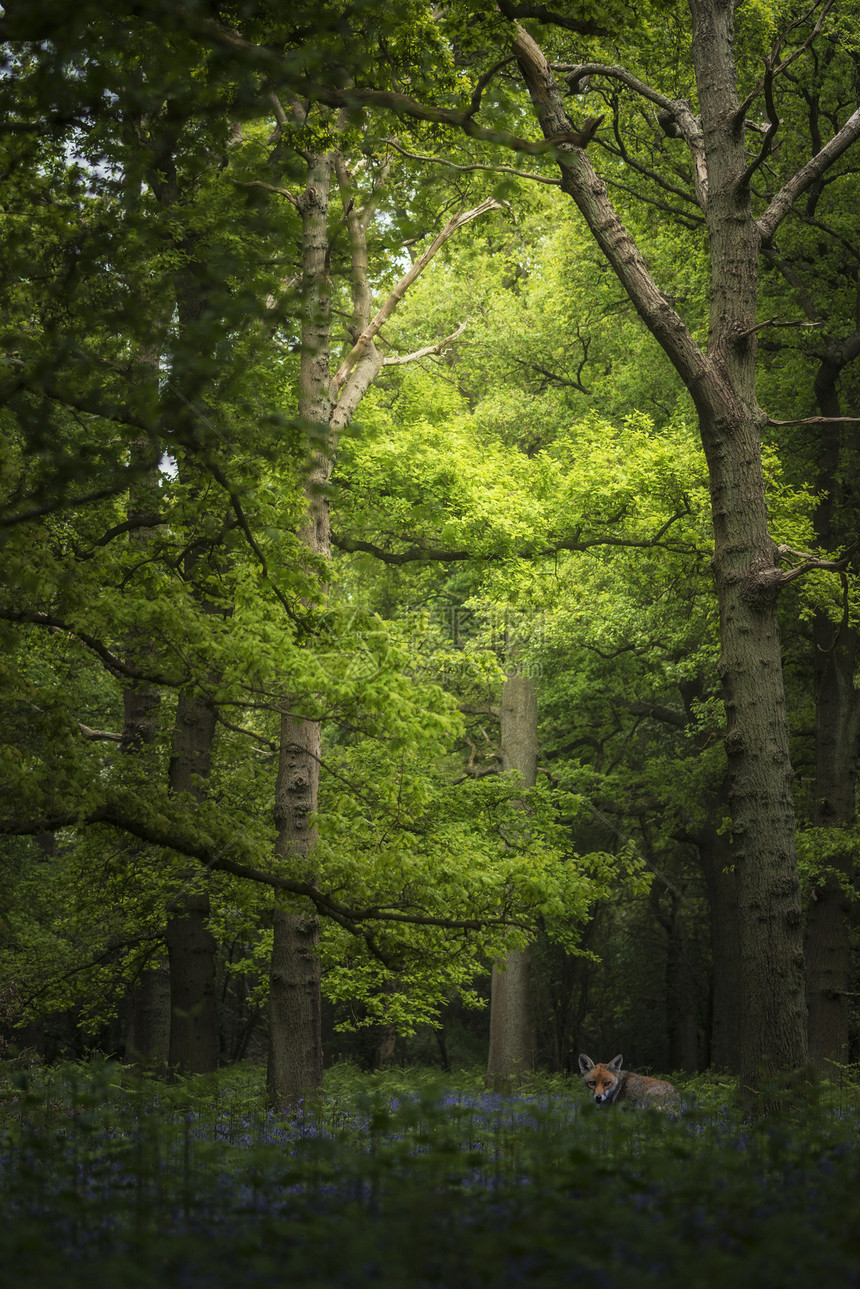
1, 1059, 859, 1288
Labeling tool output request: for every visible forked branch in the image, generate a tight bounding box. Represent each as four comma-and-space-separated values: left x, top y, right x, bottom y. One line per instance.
331, 198, 503, 392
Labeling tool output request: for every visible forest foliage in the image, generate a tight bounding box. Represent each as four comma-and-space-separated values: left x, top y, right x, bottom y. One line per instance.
1, 0, 860, 1084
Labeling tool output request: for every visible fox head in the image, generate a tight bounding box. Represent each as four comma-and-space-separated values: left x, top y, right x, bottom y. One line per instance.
579, 1053, 624, 1104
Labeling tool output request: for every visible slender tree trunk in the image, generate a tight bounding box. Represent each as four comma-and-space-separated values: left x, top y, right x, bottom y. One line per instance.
486, 674, 538, 1086
805, 348, 860, 1069
165, 688, 219, 1074
695, 823, 741, 1073
806, 621, 858, 1069
267, 712, 325, 1108
262, 127, 501, 1108
266, 150, 334, 1111
121, 439, 171, 1068
125, 964, 171, 1066
649, 879, 699, 1073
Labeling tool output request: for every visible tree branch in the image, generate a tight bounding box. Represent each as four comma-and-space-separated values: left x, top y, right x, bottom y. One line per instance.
331, 198, 503, 392
736, 0, 838, 123
0, 610, 183, 686
332, 504, 699, 565
757, 106, 860, 243
0, 801, 532, 939
621, 700, 688, 729
167, 9, 602, 158
767, 415, 860, 427
510, 26, 710, 395
381, 322, 469, 367
495, 1, 609, 37
385, 138, 561, 186
235, 177, 300, 209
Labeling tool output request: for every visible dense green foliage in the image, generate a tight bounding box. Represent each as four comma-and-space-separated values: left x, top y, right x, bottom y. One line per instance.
2, 0, 860, 1080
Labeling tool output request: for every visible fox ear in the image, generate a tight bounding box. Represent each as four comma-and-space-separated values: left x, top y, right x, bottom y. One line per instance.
609, 1055, 624, 1071
578, 1054, 594, 1073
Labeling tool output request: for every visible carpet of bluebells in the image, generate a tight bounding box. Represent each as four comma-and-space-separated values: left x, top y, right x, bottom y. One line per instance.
2, 1060, 860, 1288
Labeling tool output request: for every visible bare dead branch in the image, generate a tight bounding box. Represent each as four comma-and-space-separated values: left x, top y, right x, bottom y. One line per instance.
381, 322, 469, 367
235, 177, 301, 209
737, 315, 824, 338
774, 539, 860, 586
767, 415, 860, 427
78, 725, 124, 743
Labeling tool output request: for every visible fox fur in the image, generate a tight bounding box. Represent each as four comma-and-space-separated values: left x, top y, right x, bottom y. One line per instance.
578, 1054, 679, 1111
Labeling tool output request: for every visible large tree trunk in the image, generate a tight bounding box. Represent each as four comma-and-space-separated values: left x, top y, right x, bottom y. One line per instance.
689, 0, 807, 1090
486, 674, 538, 1086
511, 9, 809, 1091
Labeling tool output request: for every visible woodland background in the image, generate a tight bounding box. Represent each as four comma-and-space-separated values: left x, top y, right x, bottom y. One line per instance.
1, 0, 859, 1107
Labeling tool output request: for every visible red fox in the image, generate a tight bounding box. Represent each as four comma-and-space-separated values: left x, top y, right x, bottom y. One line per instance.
578, 1054, 679, 1111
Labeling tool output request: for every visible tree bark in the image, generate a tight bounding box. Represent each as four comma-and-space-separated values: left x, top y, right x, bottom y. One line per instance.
486, 674, 538, 1086
268, 713, 325, 1109
125, 960, 171, 1067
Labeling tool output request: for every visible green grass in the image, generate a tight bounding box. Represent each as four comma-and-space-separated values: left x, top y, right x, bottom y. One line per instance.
2, 1060, 859, 1288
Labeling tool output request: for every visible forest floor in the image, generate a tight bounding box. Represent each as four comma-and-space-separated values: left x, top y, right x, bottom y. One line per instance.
1, 1059, 859, 1288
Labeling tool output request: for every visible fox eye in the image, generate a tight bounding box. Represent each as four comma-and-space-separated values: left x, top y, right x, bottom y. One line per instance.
587, 1080, 596, 1088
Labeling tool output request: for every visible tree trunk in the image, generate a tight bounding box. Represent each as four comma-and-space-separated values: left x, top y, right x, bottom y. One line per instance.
261, 129, 501, 1108
650, 881, 699, 1073
689, 0, 807, 1090
165, 688, 219, 1074
696, 823, 741, 1073
125, 961, 171, 1068
805, 347, 860, 1069
120, 440, 172, 1067
266, 149, 334, 1112
486, 674, 538, 1086
511, 9, 809, 1091
806, 603, 857, 1071
267, 713, 324, 1109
